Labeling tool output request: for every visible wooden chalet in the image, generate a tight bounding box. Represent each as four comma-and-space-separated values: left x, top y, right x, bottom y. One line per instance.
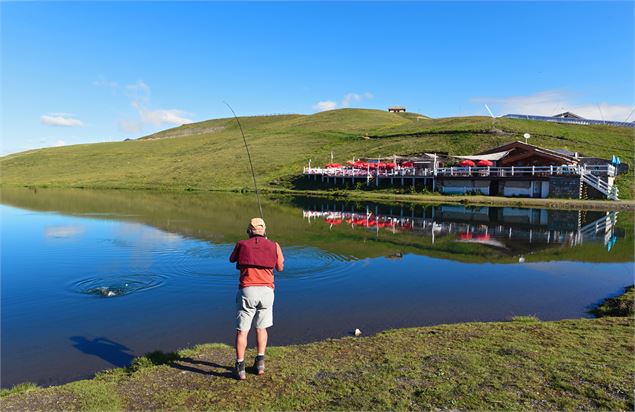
303, 141, 620, 200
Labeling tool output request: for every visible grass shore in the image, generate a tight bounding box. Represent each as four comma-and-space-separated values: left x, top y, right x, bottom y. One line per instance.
2, 289, 633, 411
274, 187, 635, 211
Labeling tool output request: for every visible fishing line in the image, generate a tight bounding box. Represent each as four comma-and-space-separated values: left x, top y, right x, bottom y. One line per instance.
224, 102, 264, 219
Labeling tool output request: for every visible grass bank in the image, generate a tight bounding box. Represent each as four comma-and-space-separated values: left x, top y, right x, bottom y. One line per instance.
592, 285, 634, 317
2, 315, 633, 410
275, 187, 635, 211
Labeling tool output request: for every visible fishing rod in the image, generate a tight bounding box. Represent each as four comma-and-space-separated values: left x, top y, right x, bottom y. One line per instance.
224, 102, 264, 219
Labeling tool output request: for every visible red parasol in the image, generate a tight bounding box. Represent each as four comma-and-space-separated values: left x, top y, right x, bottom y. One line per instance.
401, 161, 414, 168
458, 159, 475, 167
477, 159, 494, 167
325, 163, 342, 168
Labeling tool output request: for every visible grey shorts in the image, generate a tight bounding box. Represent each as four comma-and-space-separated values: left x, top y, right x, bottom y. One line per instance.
236, 286, 275, 331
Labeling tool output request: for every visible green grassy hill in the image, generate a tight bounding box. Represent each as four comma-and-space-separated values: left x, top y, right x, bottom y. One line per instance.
1, 109, 633, 198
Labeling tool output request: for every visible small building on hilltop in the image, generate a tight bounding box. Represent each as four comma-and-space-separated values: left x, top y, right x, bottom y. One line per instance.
552, 112, 585, 119
388, 106, 406, 113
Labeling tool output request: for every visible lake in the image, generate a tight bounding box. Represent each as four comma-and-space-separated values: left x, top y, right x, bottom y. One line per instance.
1, 187, 633, 388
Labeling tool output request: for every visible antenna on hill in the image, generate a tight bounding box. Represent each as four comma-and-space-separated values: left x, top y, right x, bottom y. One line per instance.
484, 104, 496, 127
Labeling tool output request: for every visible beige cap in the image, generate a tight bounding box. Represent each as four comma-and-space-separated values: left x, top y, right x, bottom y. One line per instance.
248, 217, 266, 231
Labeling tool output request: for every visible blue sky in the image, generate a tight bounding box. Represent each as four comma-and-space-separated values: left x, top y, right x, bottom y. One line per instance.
1, 1, 633, 155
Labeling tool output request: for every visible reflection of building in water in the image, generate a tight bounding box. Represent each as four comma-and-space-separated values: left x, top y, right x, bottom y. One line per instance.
302, 203, 619, 253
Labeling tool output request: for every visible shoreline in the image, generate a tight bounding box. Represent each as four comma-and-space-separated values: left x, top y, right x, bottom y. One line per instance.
3, 184, 634, 211
1, 316, 632, 410
2, 286, 633, 410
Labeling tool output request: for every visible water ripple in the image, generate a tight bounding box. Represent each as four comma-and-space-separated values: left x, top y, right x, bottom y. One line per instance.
70, 273, 168, 297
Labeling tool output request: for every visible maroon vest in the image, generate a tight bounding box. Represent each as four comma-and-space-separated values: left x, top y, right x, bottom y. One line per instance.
236, 236, 277, 269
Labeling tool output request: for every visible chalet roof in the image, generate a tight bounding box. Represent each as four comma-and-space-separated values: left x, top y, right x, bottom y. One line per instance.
454, 150, 512, 161
553, 111, 585, 119
388, 106, 406, 110
361, 153, 447, 162
477, 141, 579, 164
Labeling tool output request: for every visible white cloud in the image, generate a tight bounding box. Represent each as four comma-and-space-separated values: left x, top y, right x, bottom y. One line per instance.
472, 90, 634, 121
313, 100, 338, 112
41, 113, 84, 127
53, 139, 66, 147
342, 92, 374, 107
95, 78, 194, 133
313, 91, 374, 112
139, 108, 193, 127
45, 225, 85, 239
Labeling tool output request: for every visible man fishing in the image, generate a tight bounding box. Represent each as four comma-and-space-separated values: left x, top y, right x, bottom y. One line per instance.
229, 217, 284, 380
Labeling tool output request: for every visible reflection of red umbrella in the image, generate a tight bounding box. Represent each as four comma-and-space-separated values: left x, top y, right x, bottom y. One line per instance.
458, 232, 473, 240
475, 233, 491, 241
353, 218, 366, 225
325, 218, 342, 225
459, 159, 475, 167
477, 159, 494, 167
401, 161, 414, 167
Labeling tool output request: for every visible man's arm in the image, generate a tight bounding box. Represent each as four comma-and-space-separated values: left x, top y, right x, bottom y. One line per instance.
275, 243, 284, 272
229, 243, 240, 263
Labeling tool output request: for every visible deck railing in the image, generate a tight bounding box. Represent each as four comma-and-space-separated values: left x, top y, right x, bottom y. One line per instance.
303, 164, 616, 178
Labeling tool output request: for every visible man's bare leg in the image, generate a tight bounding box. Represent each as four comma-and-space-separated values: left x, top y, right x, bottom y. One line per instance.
235, 330, 248, 361
255, 328, 268, 355
255, 328, 268, 375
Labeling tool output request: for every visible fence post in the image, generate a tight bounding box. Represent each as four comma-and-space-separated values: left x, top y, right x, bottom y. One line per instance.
511, 166, 514, 176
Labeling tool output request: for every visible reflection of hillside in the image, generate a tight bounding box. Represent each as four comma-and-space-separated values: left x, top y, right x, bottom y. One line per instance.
1, 187, 632, 264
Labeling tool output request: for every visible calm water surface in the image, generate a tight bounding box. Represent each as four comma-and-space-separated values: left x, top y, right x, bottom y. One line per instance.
1, 188, 633, 387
